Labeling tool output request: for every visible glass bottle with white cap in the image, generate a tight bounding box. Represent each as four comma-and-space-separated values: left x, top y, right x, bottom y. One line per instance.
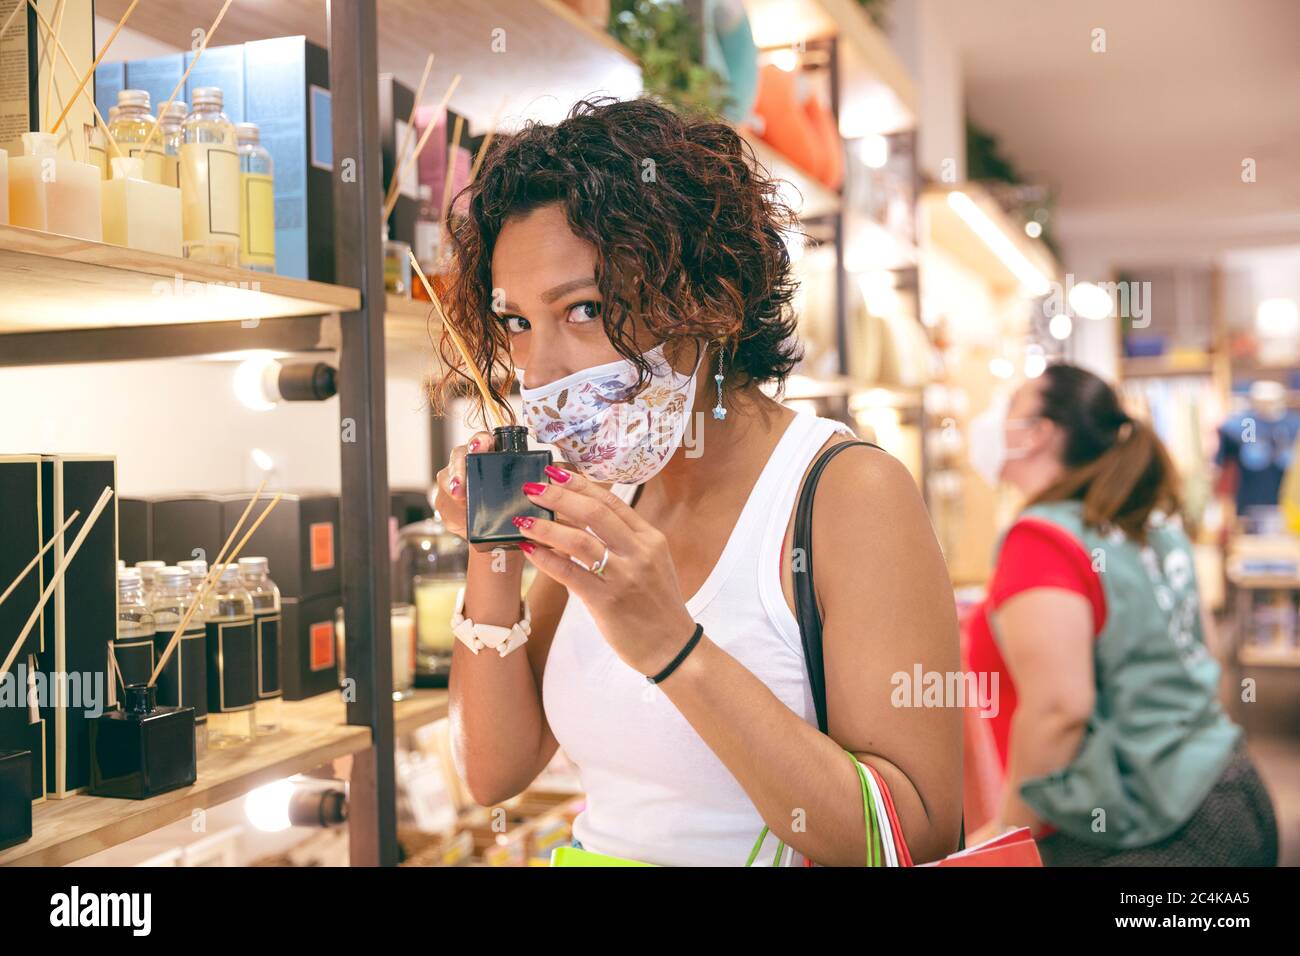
204, 563, 258, 747
115, 567, 156, 692
150, 565, 209, 754
181, 86, 239, 265
239, 556, 282, 735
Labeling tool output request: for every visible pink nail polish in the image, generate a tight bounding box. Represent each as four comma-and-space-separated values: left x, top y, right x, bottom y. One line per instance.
469, 438, 480, 452
449, 477, 461, 493
544, 465, 571, 483
512, 516, 534, 529
522, 482, 547, 496
519, 541, 535, 555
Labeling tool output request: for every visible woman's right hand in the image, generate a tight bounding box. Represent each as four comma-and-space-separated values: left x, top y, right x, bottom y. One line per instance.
434, 430, 495, 541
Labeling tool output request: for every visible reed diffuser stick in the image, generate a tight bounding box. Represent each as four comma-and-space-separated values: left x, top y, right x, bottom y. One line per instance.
50, 0, 141, 134
43, 0, 65, 133
26, 0, 123, 160
0, 0, 25, 41
407, 249, 506, 429
138, 0, 235, 154
467, 96, 508, 187
145, 478, 266, 684
149, 493, 283, 686
107, 641, 125, 697
439, 114, 464, 223
382, 52, 435, 214
0, 509, 80, 610
382, 73, 461, 220
0, 486, 114, 682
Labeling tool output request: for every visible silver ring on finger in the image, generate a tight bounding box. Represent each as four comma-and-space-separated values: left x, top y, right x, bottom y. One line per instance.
588, 544, 610, 576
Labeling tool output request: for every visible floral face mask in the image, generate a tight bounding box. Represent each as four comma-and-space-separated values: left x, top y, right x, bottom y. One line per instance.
517, 343, 704, 485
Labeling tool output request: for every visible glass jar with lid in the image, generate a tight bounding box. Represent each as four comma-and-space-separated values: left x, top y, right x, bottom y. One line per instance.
394, 512, 471, 686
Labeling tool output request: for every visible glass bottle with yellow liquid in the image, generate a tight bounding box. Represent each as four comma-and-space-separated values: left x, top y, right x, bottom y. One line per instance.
144, 100, 186, 189
204, 563, 258, 748
235, 123, 276, 273
109, 89, 156, 164
181, 87, 240, 265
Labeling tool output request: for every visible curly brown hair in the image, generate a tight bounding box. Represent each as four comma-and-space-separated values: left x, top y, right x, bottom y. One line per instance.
429, 96, 804, 424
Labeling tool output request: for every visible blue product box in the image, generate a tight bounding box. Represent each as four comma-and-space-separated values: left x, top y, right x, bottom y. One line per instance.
124, 54, 184, 118
185, 43, 245, 122
243, 36, 334, 282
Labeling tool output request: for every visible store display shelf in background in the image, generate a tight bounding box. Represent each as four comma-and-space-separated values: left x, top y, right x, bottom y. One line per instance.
744, 0, 917, 135
743, 131, 841, 220
0, 690, 449, 867
96, 0, 642, 131
1121, 354, 1216, 378
0, 224, 360, 335
920, 184, 1059, 295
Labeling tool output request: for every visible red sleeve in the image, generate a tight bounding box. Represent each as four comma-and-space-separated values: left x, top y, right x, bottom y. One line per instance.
988, 518, 1106, 636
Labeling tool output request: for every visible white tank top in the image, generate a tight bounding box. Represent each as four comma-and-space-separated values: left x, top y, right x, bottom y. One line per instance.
542, 412, 857, 866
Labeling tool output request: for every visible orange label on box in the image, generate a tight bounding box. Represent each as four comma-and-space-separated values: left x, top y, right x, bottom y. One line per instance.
310, 621, 335, 671
310, 522, 335, 571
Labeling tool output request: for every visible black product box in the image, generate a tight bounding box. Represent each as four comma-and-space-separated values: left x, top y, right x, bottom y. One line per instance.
0, 750, 33, 850
220, 492, 339, 599
280, 592, 341, 700
391, 488, 433, 528
151, 495, 225, 568
37, 455, 117, 798
118, 498, 153, 564
0, 456, 48, 802
379, 73, 418, 250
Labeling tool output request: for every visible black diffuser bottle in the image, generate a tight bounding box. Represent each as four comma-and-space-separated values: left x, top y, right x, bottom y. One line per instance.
465, 425, 554, 552
89, 683, 196, 800
0, 750, 33, 850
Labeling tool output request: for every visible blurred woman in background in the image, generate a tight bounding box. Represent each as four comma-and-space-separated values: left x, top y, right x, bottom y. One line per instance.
966, 363, 1277, 865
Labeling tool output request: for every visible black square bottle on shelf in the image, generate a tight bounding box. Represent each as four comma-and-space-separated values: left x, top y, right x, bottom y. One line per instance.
0, 456, 48, 801
89, 684, 196, 800
0, 750, 33, 851
466, 426, 553, 552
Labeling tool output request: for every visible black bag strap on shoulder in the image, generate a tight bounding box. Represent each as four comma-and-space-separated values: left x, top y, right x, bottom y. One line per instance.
791, 436, 965, 852
792, 438, 876, 736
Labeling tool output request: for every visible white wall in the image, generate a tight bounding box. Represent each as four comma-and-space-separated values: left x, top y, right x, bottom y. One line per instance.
889, 0, 966, 183
0, 358, 433, 496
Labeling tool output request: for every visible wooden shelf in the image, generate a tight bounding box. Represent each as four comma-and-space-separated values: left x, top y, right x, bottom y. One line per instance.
744, 0, 917, 134
920, 184, 1059, 294
1121, 355, 1215, 378
0, 224, 359, 335
1239, 646, 1300, 668
97, 0, 642, 132
0, 690, 448, 867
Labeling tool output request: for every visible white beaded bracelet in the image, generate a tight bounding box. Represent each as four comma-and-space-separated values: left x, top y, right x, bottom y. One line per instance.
450, 586, 531, 658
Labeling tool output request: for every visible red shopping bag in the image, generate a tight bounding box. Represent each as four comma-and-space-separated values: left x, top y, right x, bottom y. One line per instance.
923, 827, 1043, 867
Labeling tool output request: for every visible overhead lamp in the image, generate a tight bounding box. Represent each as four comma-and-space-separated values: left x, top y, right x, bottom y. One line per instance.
860, 134, 889, 169
1024, 221, 1043, 239
1049, 313, 1073, 340
234, 353, 338, 411
1256, 298, 1299, 337
1068, 282, 1113, 321
946, 191, 1051, 297
245, 778, 348, 832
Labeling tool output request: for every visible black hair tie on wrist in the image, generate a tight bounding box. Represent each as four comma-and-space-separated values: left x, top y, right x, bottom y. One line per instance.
647, 622, 705, 684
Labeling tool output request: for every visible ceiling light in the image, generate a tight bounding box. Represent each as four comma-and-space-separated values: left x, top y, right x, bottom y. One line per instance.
1256, 298, 1299, 337
1068, 282, 1113, 321
1024, 221, 1042, 239
1049, 313, 1073, 340
860, 135, 889, 169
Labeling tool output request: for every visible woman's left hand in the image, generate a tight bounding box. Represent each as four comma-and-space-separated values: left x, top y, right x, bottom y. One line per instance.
514, 465, 697, 676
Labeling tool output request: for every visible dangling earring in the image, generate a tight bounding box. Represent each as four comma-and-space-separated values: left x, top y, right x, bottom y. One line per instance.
712, 342, 727, 421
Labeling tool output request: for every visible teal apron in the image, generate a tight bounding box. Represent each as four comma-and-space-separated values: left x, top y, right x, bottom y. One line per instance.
993, 501, 1241, 849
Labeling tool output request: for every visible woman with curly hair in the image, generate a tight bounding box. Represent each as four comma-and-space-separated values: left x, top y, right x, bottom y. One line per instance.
433, 97, 962, 866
